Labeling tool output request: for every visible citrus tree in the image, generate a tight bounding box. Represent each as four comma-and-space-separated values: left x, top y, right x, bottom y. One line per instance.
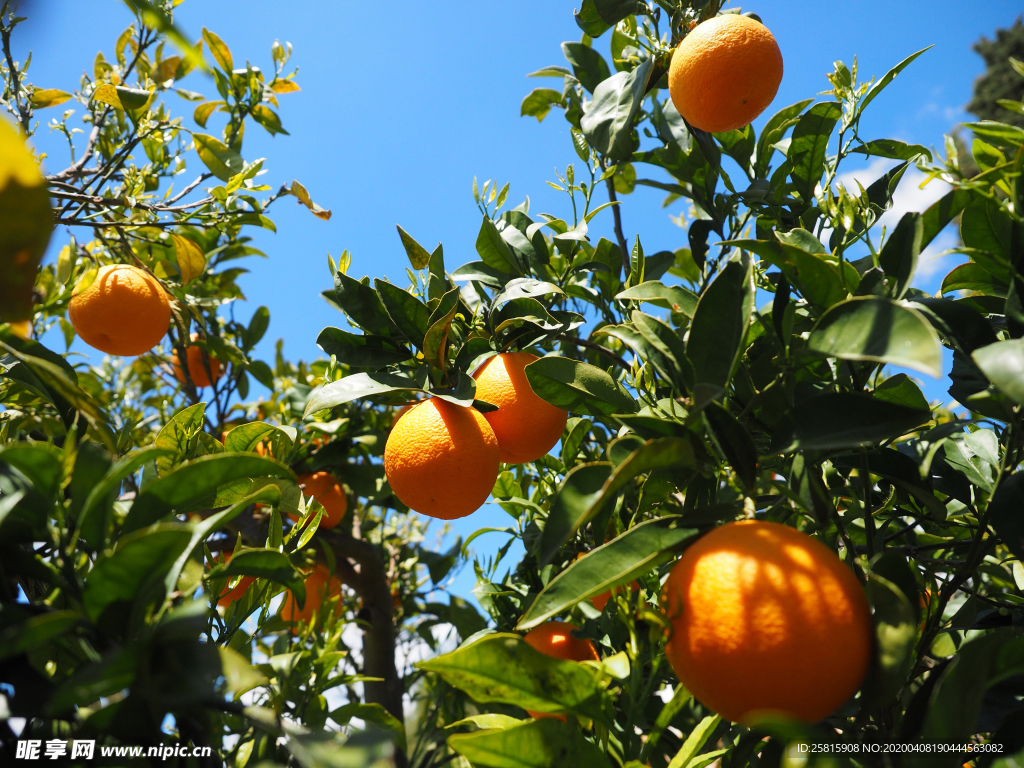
3, 0, 1024, 767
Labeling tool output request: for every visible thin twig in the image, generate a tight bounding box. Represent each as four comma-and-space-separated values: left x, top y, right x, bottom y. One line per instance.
557, 333, 631, 371
600, 158, 631, 273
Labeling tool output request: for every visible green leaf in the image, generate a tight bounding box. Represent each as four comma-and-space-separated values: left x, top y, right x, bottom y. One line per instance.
78, 447, 174, 548
525, 356, 637, 416
416, 633, 603, 719
910, 297, 998, 354
539, 436, 696, 566
973, 339, 1024, 405
520, 88, 564, 122
154, 402, 206, 475
333, 271, 393, 335
222, 422, 290, 454
395, 225, 433, 270
777, 393, 930, 452
304, 372, 421, 417
219, 645, 269, 700
580, 57, 653, 161
374, 279, 432, 347
493, 278, 564, 306
615, 281, 697, 316
989, 473, 1024, 560
574, 0, 642, 38
851, 139, 932, 162
561, 42, 611, 94
423, 288, 461, 370
0, 611, 82, 662
211, 548, 301, 586
860, 573, 916, 710
193, 100, 223, 128
449, 718, 611, 768
754, 99, 813, 177
731, 239, 850, 308
91, 84, 152, 111
808, 297, 943, 378
122, 0, 205, 72
941, 262, 1007, 297
703, 402, 757, 492
332, 703, 407, 751
83, 524, 193, 621
873, 374, 929, 412
477, 216, 522, 275
193, 133, 244, 181
427, 243, 448, 301
201, 27, 233, 72
447, 714, 525, 731
667, 715, 722, 768
251, 104, 288, 136
122, 454, 295, 535
316, 327, 411, 368
522, 518, 698, 629
687, 253, 753, 389
788, 101, 842, 203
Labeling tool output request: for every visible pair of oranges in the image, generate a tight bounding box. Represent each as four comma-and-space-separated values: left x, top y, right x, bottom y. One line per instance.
383, 351, 567, 520
68, 263, 222, 387
525, 521, 873, 726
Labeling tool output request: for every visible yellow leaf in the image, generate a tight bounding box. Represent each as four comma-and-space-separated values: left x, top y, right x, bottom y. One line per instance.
153, 55, 181, 84
201, 27, 233, 73
172, 234, 206, 284
31, 89, 73, 109
72, 266, 98, 297
288, 180, 331, 221
193, 101, 224, 128
91, 84, 123, 109
271, 79, 301, 94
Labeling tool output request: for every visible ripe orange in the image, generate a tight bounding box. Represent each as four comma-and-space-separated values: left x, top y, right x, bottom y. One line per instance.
662, 520, 871, 724
294, 471, 348, 529
208, 551, 255, 608
280, 562, 342, 625
384, 397, 500, 520
68, 264, 171, 355
668, 14, 783, 133
523, 621, 600, 719
173, 332, 222, 388
472, 352, 567, 464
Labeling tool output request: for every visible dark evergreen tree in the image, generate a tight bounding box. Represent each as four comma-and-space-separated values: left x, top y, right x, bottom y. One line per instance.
967, 15, 1024, 128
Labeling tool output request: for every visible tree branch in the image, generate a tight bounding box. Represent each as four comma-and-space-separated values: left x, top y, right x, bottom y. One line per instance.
557, 333, 631, 371
601, 159, 631, 274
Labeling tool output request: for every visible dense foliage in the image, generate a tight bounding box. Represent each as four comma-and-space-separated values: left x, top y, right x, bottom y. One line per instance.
3, 0, 1024, 767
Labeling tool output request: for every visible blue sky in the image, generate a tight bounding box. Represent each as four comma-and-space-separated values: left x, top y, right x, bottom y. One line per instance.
15, 0, 1023, 604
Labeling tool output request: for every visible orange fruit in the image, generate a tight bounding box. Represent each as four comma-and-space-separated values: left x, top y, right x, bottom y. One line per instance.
68, 264, 171, 355
523, 621, 600, 719
472, 352, 567, 464
280, 562, 341, 625
662, 520, 871, 724
383, 397, 500, 520
294, 471, 348, 529
668, 14, 783, 133
208, 551, 255, 608
173, 332, 222, 388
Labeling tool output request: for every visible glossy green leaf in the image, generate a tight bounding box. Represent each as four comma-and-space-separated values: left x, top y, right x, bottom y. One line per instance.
703, 402, 757, 492
251, 104, 288, 136
417, 633, 602, 718
316, 327, 411, 368
538, 462, 611, 568
0, 611, 82, 662
580, 57, 653, 161
423, 288, 461, 370
941, 262, 1008, 297
83, 524, 193, 621
304, 372, 421, 417
561, 42, 611, 94
873, 373, 930, 412
859, 47, 932, 116
477, 216, 521, 275
851, 139, 932, 162
520, 88, 564, 122
973, 339, 1024, 405
777, 393, 930, 452
788, 101, 841, 203
333, 271, 393, 335
122, 454, 295, 534
666, 715, 722, 768
374, 279, 432, 347
860, 574, 916, 710
615, 281, 697, 316
525, 356, 636, 416
754, 99, 813, 177
193, 133, 244, 181
808, 297, 943, 378
522, 518, 698, 629
730, 240, 849, 308
573, 0, 641, 38
449, 717, 611, 768
687, 253, 753, 388
154, 402, 206, 475
910, 297, 998, 354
